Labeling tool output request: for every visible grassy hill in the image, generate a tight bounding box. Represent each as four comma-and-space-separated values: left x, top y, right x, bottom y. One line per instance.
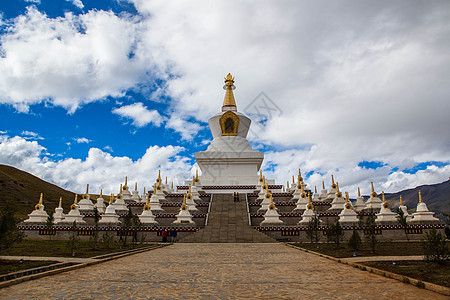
0, 164, 76, 220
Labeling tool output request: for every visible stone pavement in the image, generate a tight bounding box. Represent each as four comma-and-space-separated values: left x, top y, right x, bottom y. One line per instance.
0, 243, 444, 299
0, 255, 96, 263
181, 194, 274, 243
343, 255, 423, 263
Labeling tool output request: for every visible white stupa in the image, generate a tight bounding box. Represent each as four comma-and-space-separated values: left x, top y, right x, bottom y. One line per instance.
131, 182, 141, 203
260, 196, 283, 225
338, 192, 359, 224
290, 176, 297, 192
154, 173, 166, 202
195, 74, 264, 186
313, 186, 320, 201
410, 190, 439, 223
24, 193, 49, 224
63, 195, 87, 225
54, 197, 65, 224
293, 184, 309, 211
149, 184, 163, 211
298, 196, 317, 225
398, 195, 412, 221
290, 178, 303, 202
78, 184, 95, 214
257, 177, 269, 201
121, 177, 132, 202
256, 170, 264, 190
94, 189, 106, 214
375, 192, 398, 223
173, 194, 195, 224
139, 195, 158, 225
258, 191, 273, 213
318, 181, 328, 201
112, 192, 128, 214
328, 183, 346, 211
98, 194, 121, 225
364, 182, 383, 211
324, 175, 338, 202
190, 177, 202, 202
353, 187, 366, 212
185, 184, 199, 212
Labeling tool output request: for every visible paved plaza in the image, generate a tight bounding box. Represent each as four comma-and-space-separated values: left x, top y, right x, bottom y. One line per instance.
0, 243, 444, 299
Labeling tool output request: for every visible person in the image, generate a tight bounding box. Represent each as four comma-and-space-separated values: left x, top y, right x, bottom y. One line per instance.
172, 229, 177, 243
162, 229, 168, 243
236, 192, 239, 202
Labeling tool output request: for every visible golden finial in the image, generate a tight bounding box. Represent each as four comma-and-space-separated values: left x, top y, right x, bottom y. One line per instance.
345, 192, 349, 202
300, 183, 304, 192
419, 190, 422, 203
171, 182, 174, 189
35, 193, 43, 210
382, 191, 385, 202
222, 73, 237, 109
86, 184, 89, 195
74, 193, 78, 204
400, 195, 403, 206
282, 185, 285, 192
322, 180, 325, 189
260, 170, 262, 177
315, 186, 317, 193
183, 193, 187, 204
146, 193, 150, 205
188, 184, 191, 194
371, 182, 374, 192
292, 176, 295, 183
39, 193, 43, 204
143, 187, 146, 195
110, 193, 114, 204
158, 170, 161, 179
331, 174, 335, 184
269, 193, 273, 203
100, 189, 103, 197
286, 181, 289, 188
357, 187, 361, 197
120, 184, 123, 193
308, 192, 311, 203
196, 169, 199, 179
165, 176, 167, 184
336, 182, 340, 192
58, 197, 62, 207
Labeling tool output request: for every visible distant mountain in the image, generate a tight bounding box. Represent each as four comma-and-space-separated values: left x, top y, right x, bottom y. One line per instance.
383, 179, 450, 220
0, 164, 76, 220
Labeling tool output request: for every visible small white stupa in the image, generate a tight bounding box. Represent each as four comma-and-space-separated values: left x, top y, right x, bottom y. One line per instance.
131, 182, 141, 203
375, 191, 398, 223
298, 195, 317, 224
353, 187, 366, 212
94, 189, 106, 214
54, 197, 65, 224
78, 184, 95, 214
260, 195, 283, 225
257, 177, 269, 201
290, 175, 297, 191
293, 184, 309, 211
318, 181, 328, 201
149, 184, 163, 211
99, 194, 121, 225
173, 194, 195, 224
155, 182, 166, 202
121, 177, 132, 202
324, 175, 338, 202
313, 186, 320, 201
190, 177, 202, 202
364, 182, 383, 211
63, 194, 87, 225
258, 191, 273, 213
410, 190, 439, 223
193, 170, 204, 194
256, 170, 264, 190
139, 194, 158, 225
338, 192, 359, 224
186, 184, 199, 212
328, 182, 346, 211
112, 190, 128, 214
290, 178, 303, 202
398, 195, 412, 221
24, 193, 49, 224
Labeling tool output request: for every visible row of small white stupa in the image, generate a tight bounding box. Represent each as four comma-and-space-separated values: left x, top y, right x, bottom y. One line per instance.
24, 171, 205, 226
255, 170, 439, 225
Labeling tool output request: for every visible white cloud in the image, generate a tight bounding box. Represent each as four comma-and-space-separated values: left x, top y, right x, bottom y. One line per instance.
75, 137, 91, 144
166, 114, 201, 141
21, 130, 44, 140
24, 0, 41, 4
0, 7, 148, 112
0, 135, 192, 193
112, 102, 164, 127
66, 0, 84, 9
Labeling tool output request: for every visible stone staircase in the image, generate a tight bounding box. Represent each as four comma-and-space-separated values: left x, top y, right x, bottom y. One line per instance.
180, 193, 275, 243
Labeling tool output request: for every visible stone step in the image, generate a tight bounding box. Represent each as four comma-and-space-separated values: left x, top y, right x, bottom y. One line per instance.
181, 193, 275, 243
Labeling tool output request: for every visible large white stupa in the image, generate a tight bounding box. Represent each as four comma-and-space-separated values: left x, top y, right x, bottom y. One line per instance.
195, 74, 264, 186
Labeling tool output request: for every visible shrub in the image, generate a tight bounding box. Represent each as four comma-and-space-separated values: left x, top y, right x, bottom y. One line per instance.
348, 230, 362, 251
416, 281, 425, 289
422, 228, 449, 264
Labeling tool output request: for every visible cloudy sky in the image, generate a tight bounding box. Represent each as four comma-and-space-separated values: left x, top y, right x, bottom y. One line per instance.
0, 0, 449, 197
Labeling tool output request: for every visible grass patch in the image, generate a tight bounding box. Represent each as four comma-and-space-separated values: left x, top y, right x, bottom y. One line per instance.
0, 260, 58, 275
361, 261, 449, 288
0, 240, 152, 258
289, 241, 445, 258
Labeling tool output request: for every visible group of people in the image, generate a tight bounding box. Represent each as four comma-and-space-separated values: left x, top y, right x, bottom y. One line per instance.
161, 229, 177, 243
233, 192, 240, 202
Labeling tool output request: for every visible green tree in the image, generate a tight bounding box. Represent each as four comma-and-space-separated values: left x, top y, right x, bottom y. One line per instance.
348, 230, 362, 252
46, 212, 54, 241
89, 207, 100, 249
326, 220, 343, 248
67, 221, 78, 256
305, 215, 321, 245
422, 228, 449, 265
364, 209, 377, 253
120, 208, 135, 246
0, 201, 23, 251
396, 208, 409, 242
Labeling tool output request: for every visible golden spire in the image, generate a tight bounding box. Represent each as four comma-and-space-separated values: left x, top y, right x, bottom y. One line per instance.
39, 193, 43, 204
345, 192, 349, 202
307, 192, 311, 203
315, 186, 317, 193
165, 177, 168, 184
357, 187, 361, 197
158, 170, 161, 180
269, 193, 273, 203
300, 183, 304, 193
222, 73, 237, 109
110, 193, 114, 204
282, 185, 285, 192
196, 169, 199, 180
146, 193, 150, 205
100, 189, 103, 197
135, 182, 138, 191
260, 170, 262, 178
371, 182, 374, 192
143, 187, 146, 195
419, 190, 422, 203
58, 197, 62, 207
183, 193, 187, 205
74, 194, 78, 204
382, 191, 385, 202
331, 174, 335, 185
86, 184, 89, 195
400, 195, 403, 206
171, 182, 174, 189
322, 181, 325, 189
336, 182, 340, 192
125, 176, 128, 185
286, 180, 289, 188
120, 184, 123, 193
188, 184, 191, 194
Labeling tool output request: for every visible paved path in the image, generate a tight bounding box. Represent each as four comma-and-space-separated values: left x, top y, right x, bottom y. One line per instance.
0, 244, 444, 299
343, 255, 423, 263
0, 255, 96, 263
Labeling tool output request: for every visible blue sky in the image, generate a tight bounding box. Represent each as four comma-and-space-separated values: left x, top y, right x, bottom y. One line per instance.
0, 0, 449, 197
